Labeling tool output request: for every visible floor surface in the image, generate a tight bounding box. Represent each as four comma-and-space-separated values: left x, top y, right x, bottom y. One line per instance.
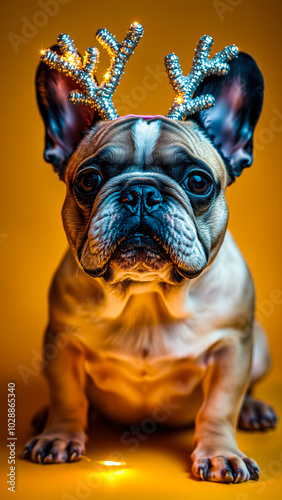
0, 375, 281, 500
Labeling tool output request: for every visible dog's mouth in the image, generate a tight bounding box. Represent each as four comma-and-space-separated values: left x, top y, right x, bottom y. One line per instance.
110, 233, 169, 269
80, 231, 174, 278
80, 229, 206, 281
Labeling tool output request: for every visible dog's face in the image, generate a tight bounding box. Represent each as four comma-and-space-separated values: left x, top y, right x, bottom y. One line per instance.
62, 117, 228, 285
36, 50, 264, 288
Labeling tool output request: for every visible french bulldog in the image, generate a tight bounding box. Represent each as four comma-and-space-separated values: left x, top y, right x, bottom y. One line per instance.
24, 43, 277, 483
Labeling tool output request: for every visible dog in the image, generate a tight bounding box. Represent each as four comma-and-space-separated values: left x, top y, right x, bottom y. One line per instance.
23, 31, 277, 484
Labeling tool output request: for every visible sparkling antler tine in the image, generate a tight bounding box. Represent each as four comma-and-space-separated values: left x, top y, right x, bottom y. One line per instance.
97, 23, 144, 93
41, 23, 144, 121
83, 47, 100, 78
165, 35, 239, 121
165, 54, 186, 94
96, 28, 120, 57
41, 45, 84, 83
57, 34, 81, 66
215, 45, 239, 63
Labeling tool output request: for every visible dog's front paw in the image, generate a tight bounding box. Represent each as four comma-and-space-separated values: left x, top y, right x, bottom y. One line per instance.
191, 450, 260, 483
23, 424, 86, 464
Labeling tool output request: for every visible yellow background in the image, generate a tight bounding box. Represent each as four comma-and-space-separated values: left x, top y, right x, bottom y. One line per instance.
0, 0, 282, 499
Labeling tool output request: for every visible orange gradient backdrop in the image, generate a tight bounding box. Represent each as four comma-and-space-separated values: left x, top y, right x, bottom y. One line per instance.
1, 0, 282, 380
0, 0, 282, 499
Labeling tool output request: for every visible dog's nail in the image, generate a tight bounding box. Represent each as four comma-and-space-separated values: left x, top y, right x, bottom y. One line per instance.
23, 448, 30, 459
224, 470, 233, 481
234, 471, 242, 483
70, 451, 79, 462
199, 467, 206, 480
43, 453, 54, 464
252, 420, 260, 429
252, 468, 260, 481
36, 452, 42, 464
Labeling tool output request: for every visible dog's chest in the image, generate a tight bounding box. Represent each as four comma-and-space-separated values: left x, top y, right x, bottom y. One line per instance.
79, 292, 208, 359
74, 293, 218, 407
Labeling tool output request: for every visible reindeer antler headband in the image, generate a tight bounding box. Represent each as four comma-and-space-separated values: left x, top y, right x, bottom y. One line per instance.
40, 23, 238, 121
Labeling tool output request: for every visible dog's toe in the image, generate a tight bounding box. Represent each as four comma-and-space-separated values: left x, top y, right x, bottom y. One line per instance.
68, 440, 85, 462
193, 458, 210, 480
228, 456, 250, 483
208, 456, 234, 483
23, 438, 39, 460
243, 457, 260, 480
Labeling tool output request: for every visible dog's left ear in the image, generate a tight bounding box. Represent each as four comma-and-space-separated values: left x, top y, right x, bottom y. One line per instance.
191, 52, 264, 184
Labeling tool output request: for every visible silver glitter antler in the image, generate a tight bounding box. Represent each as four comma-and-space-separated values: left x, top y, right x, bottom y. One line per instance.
165, 35, 239, 120
40, 23, 144, 120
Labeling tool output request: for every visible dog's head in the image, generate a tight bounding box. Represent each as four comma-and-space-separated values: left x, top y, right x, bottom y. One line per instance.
36, 49, 263, 288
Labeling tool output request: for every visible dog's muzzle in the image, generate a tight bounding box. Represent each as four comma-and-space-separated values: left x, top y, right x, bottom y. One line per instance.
79, 172, 209, 282
109, 183, 170, 275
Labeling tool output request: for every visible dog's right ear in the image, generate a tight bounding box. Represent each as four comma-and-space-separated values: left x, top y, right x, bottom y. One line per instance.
36, 45, 99, 179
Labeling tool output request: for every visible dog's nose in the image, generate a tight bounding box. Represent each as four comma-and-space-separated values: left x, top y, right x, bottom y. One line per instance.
121, 185, 163, 213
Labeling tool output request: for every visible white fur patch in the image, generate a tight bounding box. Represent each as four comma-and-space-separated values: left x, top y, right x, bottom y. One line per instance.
132, 119, 161, 165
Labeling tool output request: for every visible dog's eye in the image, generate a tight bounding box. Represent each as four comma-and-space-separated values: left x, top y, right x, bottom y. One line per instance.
75, 169, 102, 195
183, 172, 213, 197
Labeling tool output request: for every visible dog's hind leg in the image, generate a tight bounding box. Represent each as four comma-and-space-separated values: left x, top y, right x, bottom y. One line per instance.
238, 322, 278, 430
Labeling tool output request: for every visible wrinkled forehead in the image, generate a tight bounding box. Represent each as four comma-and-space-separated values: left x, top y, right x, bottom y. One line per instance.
67, 116, 226, 183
